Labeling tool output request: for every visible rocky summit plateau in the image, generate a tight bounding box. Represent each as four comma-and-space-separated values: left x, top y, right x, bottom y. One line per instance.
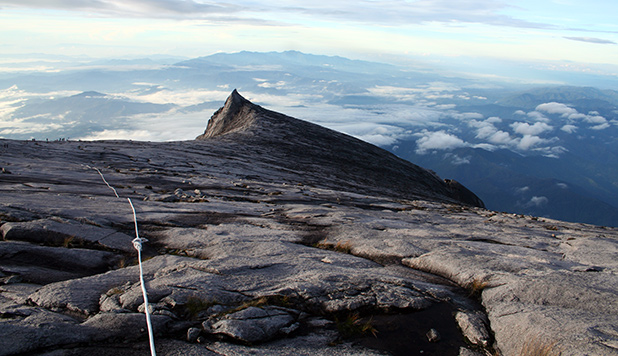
0, 90, 617, 356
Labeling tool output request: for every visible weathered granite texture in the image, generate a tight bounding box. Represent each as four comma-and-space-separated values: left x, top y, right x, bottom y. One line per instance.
0, 91, 616, 356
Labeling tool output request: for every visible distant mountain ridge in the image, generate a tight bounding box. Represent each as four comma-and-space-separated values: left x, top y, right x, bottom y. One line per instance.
176, 50, 399, 75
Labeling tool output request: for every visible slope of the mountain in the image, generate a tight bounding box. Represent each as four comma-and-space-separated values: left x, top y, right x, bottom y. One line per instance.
196, 90, 484, 208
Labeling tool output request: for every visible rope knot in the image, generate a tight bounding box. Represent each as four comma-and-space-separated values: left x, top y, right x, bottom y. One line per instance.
132, 237, 148, 251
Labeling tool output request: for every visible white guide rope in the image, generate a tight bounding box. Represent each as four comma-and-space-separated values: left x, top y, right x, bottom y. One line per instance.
91, 166, 120, 198
88, 165, 156, 356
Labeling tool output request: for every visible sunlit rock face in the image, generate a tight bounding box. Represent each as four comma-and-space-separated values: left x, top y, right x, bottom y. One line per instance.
0, 91, 616, 356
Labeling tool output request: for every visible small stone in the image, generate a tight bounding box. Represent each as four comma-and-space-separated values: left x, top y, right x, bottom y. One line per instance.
455, 311, 490, 347
137, 303, 155, 314
187, 327, 201, 343
153, 309, 177, 318
426, 328, 441, 342
280, 322, 300, 335
196, 336, 207, 344
202, 319, 214, 333
459, 347, 485, 356
306, 317, 333, 327
207, 305, 227, 314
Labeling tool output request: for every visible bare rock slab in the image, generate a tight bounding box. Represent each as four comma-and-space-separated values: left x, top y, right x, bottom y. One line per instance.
205, 306, 298, 344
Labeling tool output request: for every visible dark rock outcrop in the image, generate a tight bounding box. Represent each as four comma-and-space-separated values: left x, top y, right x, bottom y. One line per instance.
444, 179, 485, 208
197, 90, 484, 207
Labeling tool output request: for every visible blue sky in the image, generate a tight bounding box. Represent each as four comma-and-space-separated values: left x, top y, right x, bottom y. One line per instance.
0, 0, 617, 77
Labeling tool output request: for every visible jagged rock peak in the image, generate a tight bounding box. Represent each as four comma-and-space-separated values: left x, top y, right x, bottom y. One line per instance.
196, 89, 259, 139
195, 90, 484, 207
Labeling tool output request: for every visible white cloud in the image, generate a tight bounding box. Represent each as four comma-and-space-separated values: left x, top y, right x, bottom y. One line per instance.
516, 186, 530, 194
368, 86, 421, 101
469, 117, 500, 139
528, 196, 549, 207
526, 111, 550, 122
564, 37, 616, 45
556, 183, 568, 189
536, 102, 577, 117
357, 134, 399, 146
121, 88, 230, 106
591, 123, 611, 130
583, 115, 608, 124
468, 117, 547, 149
282, 102, 443, 130
472, 143, 497, 151
77, 129, 158, 141
535, 102, 609, 129
474, 124, 498, 139
566, 113, 587, 120
511, 121, 553, 135
369, 84, 468, 104
328, 123, 410, 146
542, 145, 567, 158
453, 112, 485, 120
257, 81, 287, 89
561, 124, 577, 133
0, 122, 66, 137
488, 130, 516, 145
517, 134, 545, 150
415, 130, 466, 154
444, 153, 471, 165
73, 108, 216, 142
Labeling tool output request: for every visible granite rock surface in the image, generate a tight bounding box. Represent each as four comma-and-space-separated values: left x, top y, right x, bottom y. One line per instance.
0, 91, 616, 355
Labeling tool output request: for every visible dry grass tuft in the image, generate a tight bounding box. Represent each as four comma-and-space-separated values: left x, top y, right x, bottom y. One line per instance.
334, 240, 353, 253
315, 239, 353, 254
335, 312, 378, 338
520, 337, 561, 356
466, 277, 490, 297
106, 287, 124, 296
